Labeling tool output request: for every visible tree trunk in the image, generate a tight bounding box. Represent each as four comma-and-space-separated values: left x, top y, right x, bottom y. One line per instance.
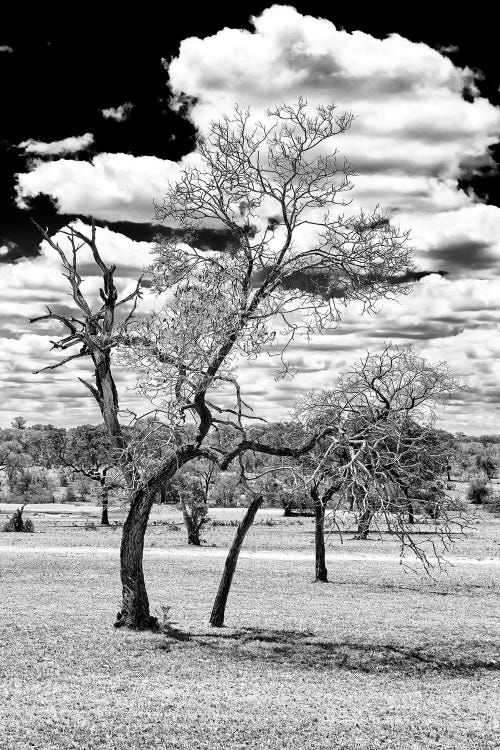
210, 495, 263, 627
101, 500, 109, 526
115, 489, 158, 631
100, 484, 110, 526
357, 507, 373, 539
407, 501, 415, 525
179, 497, 201, 546
312, 487, 328, 582
115, 446, 199, 631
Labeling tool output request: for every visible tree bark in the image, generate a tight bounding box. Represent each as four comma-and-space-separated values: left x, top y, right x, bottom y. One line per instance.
357, 507, 373, 539
115, 489, 158, 631
101, 499, 110, 526
179, 496, 201, 546
210, 495, 263, 627
100, 484, 110, 526
312, 487, 328, 582
115, 445, 200, 631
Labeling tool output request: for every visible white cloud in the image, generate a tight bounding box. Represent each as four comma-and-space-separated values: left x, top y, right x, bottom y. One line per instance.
15, 152, 188, 222
18, 133, 94, 157
6, 7, 500, 434
0, 222, 156, 426
0, 45, 13, 53
101, 102, 134, 121
168, 5, 500, 215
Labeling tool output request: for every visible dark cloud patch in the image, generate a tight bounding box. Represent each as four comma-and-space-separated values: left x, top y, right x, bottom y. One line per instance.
287, 340, 362, 354
255, 266, 448, 301
284, 47, 428, 99
349, 153, 448, 177
370, 321, 466, 340
428, 237, 498, 275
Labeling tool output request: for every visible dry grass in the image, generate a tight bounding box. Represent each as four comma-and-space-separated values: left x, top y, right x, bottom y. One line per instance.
1, 505, 499, 749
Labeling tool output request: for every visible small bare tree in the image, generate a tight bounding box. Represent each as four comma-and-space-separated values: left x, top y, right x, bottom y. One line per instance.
295, 344, 466, 575
33, 100, 413, 630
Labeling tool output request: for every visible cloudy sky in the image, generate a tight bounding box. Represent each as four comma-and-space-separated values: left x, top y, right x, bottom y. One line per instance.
1, 6, 500, 434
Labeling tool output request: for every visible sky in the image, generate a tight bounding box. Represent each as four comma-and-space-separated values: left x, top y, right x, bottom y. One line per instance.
1, 6, 500, 434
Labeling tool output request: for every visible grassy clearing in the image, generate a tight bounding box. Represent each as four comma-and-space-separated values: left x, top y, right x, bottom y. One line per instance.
1, 499, 499, 560
1, 506, 499, 749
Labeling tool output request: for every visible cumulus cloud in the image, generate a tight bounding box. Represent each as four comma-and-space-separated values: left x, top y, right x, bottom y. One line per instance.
0, 45, 13, 53
18, 133, 94, 157
6, 7, 500, 433
15, 152, 189, 223
0, 222, 156, 426
168, 5, 500, 218
101, 102, 134, 121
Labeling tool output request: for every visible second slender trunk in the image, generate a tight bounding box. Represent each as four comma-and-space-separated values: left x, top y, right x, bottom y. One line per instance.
210, 495, 263, 627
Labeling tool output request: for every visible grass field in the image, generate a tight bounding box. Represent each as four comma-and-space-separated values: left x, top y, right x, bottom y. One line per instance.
1, 502, 499, 749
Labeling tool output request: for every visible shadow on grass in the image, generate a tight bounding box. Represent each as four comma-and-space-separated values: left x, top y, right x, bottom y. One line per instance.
155, 626, 499, 676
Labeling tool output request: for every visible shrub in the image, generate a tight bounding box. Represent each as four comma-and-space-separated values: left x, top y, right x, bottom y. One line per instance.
2, 505, 35, 532
466, 477, 490, 505
476, 454, 497, 480
483, 493, 500, 516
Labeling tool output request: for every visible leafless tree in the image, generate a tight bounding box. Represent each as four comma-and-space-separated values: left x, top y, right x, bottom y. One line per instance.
295, 344, 467, 575
32, 100, 413, 630
119, 101, 412, 626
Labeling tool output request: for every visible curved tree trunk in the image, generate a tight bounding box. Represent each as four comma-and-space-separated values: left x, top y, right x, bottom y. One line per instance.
210, 495, 263, 627
312, 487, 328, 582
115, 446, 200, 631
115, 489, 158, 631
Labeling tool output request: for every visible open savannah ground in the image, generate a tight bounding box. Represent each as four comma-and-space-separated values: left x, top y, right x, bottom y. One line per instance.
1, 502, 499, 750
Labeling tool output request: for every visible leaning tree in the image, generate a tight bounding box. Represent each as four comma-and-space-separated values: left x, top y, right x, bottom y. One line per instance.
32, 99, 413, 630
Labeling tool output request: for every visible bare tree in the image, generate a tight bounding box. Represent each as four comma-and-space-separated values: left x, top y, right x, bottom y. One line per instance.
295, 344, 466, 573
120, 101, 412, 626
33, 100, 413, 630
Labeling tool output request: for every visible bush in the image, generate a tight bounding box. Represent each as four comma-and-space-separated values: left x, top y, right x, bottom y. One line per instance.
483, 493, 500, 516
2, 505, 35, 532
466, 477, 490, 505
65, 486, 76, 503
